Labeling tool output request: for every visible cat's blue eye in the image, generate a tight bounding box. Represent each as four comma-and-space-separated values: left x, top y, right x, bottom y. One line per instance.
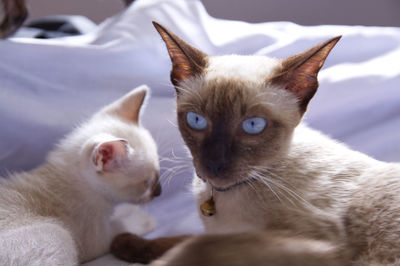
242, 117, 267, 135
186, 112, 208, 130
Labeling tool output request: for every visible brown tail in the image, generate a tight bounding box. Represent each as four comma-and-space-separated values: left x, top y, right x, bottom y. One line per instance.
0, 0, 28, 38
111, 231, 350, 266
0, 0, 138, 39
111, 233, 191, 264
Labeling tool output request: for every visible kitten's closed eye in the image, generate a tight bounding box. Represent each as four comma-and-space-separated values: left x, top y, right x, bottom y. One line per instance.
242, 117, 267, 135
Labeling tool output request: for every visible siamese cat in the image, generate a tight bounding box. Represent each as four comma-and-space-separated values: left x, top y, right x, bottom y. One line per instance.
111, 23, 400, 266
0, 86, 161, 265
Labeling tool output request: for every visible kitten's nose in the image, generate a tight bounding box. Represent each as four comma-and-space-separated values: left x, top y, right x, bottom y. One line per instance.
153, 183, 162, 197
152, 174, 162, 197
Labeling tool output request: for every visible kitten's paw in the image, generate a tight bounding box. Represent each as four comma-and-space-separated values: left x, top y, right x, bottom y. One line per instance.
137, 214, 157, 235
112, 204, 157, 236
133, 211, 157, 236
111, 233, 153, 264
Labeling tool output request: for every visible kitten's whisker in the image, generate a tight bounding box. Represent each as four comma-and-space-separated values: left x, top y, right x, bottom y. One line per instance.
171, 148, 192, 160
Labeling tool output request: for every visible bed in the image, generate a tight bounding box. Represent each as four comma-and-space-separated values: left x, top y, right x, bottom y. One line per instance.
1, 0, 400, 265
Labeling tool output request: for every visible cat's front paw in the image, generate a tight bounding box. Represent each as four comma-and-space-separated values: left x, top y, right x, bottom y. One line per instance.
111, 233, 153, 264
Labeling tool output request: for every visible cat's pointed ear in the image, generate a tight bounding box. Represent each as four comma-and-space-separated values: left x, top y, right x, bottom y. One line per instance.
102, 85, 148, 124
152, 21, 208, 90
272, 36, 341, 112
92, 140, 129, 172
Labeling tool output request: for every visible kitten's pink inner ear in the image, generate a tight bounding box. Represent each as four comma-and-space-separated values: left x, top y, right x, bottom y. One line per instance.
93, 140, 128, 172
152, 21, 207, 87
275, 36, 341, 111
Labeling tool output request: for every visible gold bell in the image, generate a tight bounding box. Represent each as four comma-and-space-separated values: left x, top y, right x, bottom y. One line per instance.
200, 188, 216, 216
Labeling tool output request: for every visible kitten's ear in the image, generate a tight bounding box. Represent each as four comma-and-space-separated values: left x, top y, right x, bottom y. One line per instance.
102, 85, 148, 124
273, 36, 341, 112
92, 140, 128, 172
152, 21, 208, 90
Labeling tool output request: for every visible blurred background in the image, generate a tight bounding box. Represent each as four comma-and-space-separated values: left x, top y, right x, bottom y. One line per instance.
28, 0, 400, 26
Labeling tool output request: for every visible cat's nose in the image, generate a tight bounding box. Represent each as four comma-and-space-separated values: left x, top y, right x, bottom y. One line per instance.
206, 160, 227, 176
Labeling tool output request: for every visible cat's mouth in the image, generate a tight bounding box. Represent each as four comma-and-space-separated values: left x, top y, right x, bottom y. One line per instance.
196, 172, 252, 192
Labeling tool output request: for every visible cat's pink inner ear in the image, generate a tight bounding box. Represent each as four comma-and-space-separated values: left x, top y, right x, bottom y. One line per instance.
93, 140, 128, 172
152, 21, 208, 88
277, 36, 341, 111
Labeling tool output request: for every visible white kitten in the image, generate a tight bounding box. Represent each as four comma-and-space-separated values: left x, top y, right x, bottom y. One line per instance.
0, 85, 160, 265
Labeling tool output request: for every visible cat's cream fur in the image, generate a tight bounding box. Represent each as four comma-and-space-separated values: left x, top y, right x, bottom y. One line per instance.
0, 85, 161, 265
147, 23, 400, 266
111, 23, 400, 265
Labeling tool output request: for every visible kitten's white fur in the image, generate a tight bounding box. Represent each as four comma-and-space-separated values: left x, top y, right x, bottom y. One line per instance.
0, 85, 159, 265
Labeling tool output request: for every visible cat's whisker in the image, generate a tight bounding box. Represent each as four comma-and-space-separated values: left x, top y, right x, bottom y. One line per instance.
158, 143, 192, 184
248, 171, 284, 204
171, 150, 192, 161
175, 83, 203, 103
159, 147, 192, 161
155, 81, 203, 106
159, 163, 192, 186
249, 168, 303, 207
259, 175, 299, 206
178, 101, 201, 110
245, 173, 277, 202
249, 166, 328, 214
160, 164, 186, 178
247, 101, 276, 110
159, 155, 190, 161
259, 173, 304, 202
174, 86, 198, 99
161, 168, 191, 188
160, 157, 184, 164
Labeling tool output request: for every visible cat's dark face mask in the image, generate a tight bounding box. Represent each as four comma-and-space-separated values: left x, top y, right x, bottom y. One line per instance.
176, 81, 294, 191
152, 21, 340, 190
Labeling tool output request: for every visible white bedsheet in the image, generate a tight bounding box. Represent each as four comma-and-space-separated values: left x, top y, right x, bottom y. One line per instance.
1, 0, 400, 265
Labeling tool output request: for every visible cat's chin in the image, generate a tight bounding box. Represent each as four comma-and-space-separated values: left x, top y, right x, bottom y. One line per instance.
196, 172, 251, 192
